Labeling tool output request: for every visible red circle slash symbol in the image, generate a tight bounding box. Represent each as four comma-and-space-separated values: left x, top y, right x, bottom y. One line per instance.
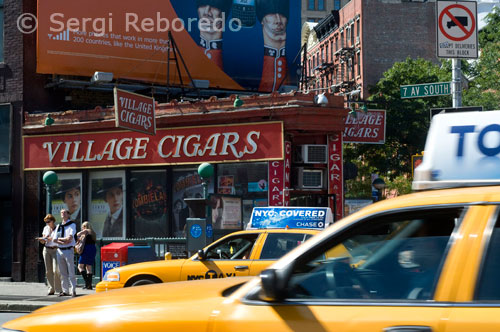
439, 4, 475, 42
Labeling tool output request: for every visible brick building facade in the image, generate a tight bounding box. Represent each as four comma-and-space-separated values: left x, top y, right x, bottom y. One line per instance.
302, 0, 438, 101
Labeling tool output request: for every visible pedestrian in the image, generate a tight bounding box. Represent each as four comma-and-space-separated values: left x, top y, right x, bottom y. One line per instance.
54, 208, 77, 297
36, 214, 62, 296
77, 221, 97, 290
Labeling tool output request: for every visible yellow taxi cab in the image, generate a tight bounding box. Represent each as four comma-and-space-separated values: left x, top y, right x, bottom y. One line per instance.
4, 110, 500, 331
95, 207, 333, 292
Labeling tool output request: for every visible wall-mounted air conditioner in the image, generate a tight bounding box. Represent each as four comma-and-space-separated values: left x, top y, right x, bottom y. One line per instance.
293, 145, 328, 164
293, 167, 325, 189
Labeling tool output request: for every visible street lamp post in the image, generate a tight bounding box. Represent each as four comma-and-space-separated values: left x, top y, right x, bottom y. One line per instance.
372, 177, 386, 202
197, 163, 214, 200
42, 171, 58, 214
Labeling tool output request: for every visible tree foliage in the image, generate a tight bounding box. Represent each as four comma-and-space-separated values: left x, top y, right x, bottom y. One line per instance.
344, 58, 451, 182
463, 6, 500, 110
345, 9, 500, 198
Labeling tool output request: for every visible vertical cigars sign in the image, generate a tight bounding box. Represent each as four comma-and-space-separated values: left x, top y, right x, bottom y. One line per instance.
283, 141, 292, 206
328, 134, 343, 221
268, 141, 291, 207
114, 88, 156, 135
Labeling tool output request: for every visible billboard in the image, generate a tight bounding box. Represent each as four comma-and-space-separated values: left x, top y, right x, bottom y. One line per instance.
36, 0, 301, 92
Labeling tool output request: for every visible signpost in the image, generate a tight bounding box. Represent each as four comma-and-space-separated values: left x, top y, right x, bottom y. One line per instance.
437, 0, 478, 59
400, 82, 451, 99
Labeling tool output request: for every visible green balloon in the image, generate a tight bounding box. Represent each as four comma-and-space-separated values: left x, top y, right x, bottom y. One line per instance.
198, 163, 214, 179
43, 171, 58, 185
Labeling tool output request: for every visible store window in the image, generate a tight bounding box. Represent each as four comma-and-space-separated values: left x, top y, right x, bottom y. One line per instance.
308, 0, 315, 10
0, 0, 4, 63
0, 104, 11, 165
172, 169, 214, 237
89, 170, 126, 238
318, 0, 325, 10
130, 170, 168, 238
216, 162, 268, 228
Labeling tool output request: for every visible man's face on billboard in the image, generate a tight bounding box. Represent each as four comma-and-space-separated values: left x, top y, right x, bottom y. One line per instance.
198, 5, 223, 30
105, 187, 123, 214
63, 188, 81, 214
262, 13, 288, 42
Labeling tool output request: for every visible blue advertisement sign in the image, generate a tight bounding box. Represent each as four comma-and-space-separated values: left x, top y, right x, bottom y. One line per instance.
102, 261, 121, 277
190, 224, 203, 238
249, 207, 332, 230
171, 0, 301, 92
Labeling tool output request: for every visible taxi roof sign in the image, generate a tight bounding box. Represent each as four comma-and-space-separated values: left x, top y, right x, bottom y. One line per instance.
413, 110, 500, 190
248, 207, 333, 230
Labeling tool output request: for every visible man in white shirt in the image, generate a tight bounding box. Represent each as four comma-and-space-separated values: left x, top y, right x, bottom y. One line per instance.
54, 209, 77, 297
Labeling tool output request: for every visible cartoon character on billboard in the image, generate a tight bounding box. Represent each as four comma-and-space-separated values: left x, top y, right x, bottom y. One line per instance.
196, 0, 232, 70
256, 0, 289, 92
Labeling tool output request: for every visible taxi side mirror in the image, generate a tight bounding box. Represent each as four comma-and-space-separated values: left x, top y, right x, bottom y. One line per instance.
260, 269, 285, 302
164, 252, 172, 260
197, 249, 206, 260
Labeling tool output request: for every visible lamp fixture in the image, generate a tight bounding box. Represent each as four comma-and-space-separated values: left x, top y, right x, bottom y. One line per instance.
234, 95, 244, 108
315, 92, 328, 106
44, 114, 54, 126
91, 71, 114, 83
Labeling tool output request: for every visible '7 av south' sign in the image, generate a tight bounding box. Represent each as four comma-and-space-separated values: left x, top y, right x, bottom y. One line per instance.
400, 82, 451, 99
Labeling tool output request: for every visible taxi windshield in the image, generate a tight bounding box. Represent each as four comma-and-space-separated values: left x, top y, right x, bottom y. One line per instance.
287, 207, 464, 301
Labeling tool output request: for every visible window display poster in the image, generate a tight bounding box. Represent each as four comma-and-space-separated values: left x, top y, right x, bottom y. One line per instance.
52, 173, 82, 229
130, 171, 168, 238
172, 170, 214, 237
89, 171, 126, 238
210, 195, 242, 230
218, 175, 234, 195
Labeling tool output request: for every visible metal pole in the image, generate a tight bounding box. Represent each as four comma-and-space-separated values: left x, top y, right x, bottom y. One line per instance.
452, 58, 462, 108
46, 184, 52, 215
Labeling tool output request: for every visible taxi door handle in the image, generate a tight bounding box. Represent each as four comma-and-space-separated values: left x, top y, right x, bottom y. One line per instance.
234, 265, 249, 271
384, 326, 432, 332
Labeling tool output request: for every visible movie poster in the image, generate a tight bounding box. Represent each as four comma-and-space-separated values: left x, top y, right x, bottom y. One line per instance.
52, 173, 82, 229
89, 170, 126, 238
130, 170, 168, 238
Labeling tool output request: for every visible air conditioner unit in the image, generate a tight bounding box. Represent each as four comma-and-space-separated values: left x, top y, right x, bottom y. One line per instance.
293, 167, 325, 189
355, 36, 360, 45
293, 145, 328, 164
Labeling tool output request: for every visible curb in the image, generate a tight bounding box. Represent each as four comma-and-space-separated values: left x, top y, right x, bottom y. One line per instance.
0, 302, 49, 313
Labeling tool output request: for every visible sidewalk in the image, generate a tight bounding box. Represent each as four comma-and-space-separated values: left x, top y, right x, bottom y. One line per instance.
0, 280, 95, 312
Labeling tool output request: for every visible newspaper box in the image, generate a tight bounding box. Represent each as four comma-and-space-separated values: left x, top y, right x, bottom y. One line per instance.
101, 242, 133, 278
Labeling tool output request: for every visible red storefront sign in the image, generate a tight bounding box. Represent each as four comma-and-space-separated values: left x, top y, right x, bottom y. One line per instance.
328, 134, 343, 221
268, 160, 284, 207
24, 122, 283, 170
343, 109, 386, 144
114, 88, 156, 135
283, 141, 292, 206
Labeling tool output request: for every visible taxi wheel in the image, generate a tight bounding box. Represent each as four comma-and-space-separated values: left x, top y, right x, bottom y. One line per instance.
130, 277, 161, 287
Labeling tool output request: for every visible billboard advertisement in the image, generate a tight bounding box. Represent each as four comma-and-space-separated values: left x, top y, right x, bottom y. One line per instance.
36, 0, 301, 92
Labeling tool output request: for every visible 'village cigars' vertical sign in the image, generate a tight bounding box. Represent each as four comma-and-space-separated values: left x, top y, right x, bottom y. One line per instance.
114, 88, 156, 135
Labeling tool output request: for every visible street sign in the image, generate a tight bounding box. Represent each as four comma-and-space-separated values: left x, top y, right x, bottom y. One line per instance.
400, 82, 451, 99
437, 0, 478, 58
430, 106, 483, 119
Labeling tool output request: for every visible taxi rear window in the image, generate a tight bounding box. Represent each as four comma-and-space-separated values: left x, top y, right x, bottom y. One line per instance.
260, 233, 312, 259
